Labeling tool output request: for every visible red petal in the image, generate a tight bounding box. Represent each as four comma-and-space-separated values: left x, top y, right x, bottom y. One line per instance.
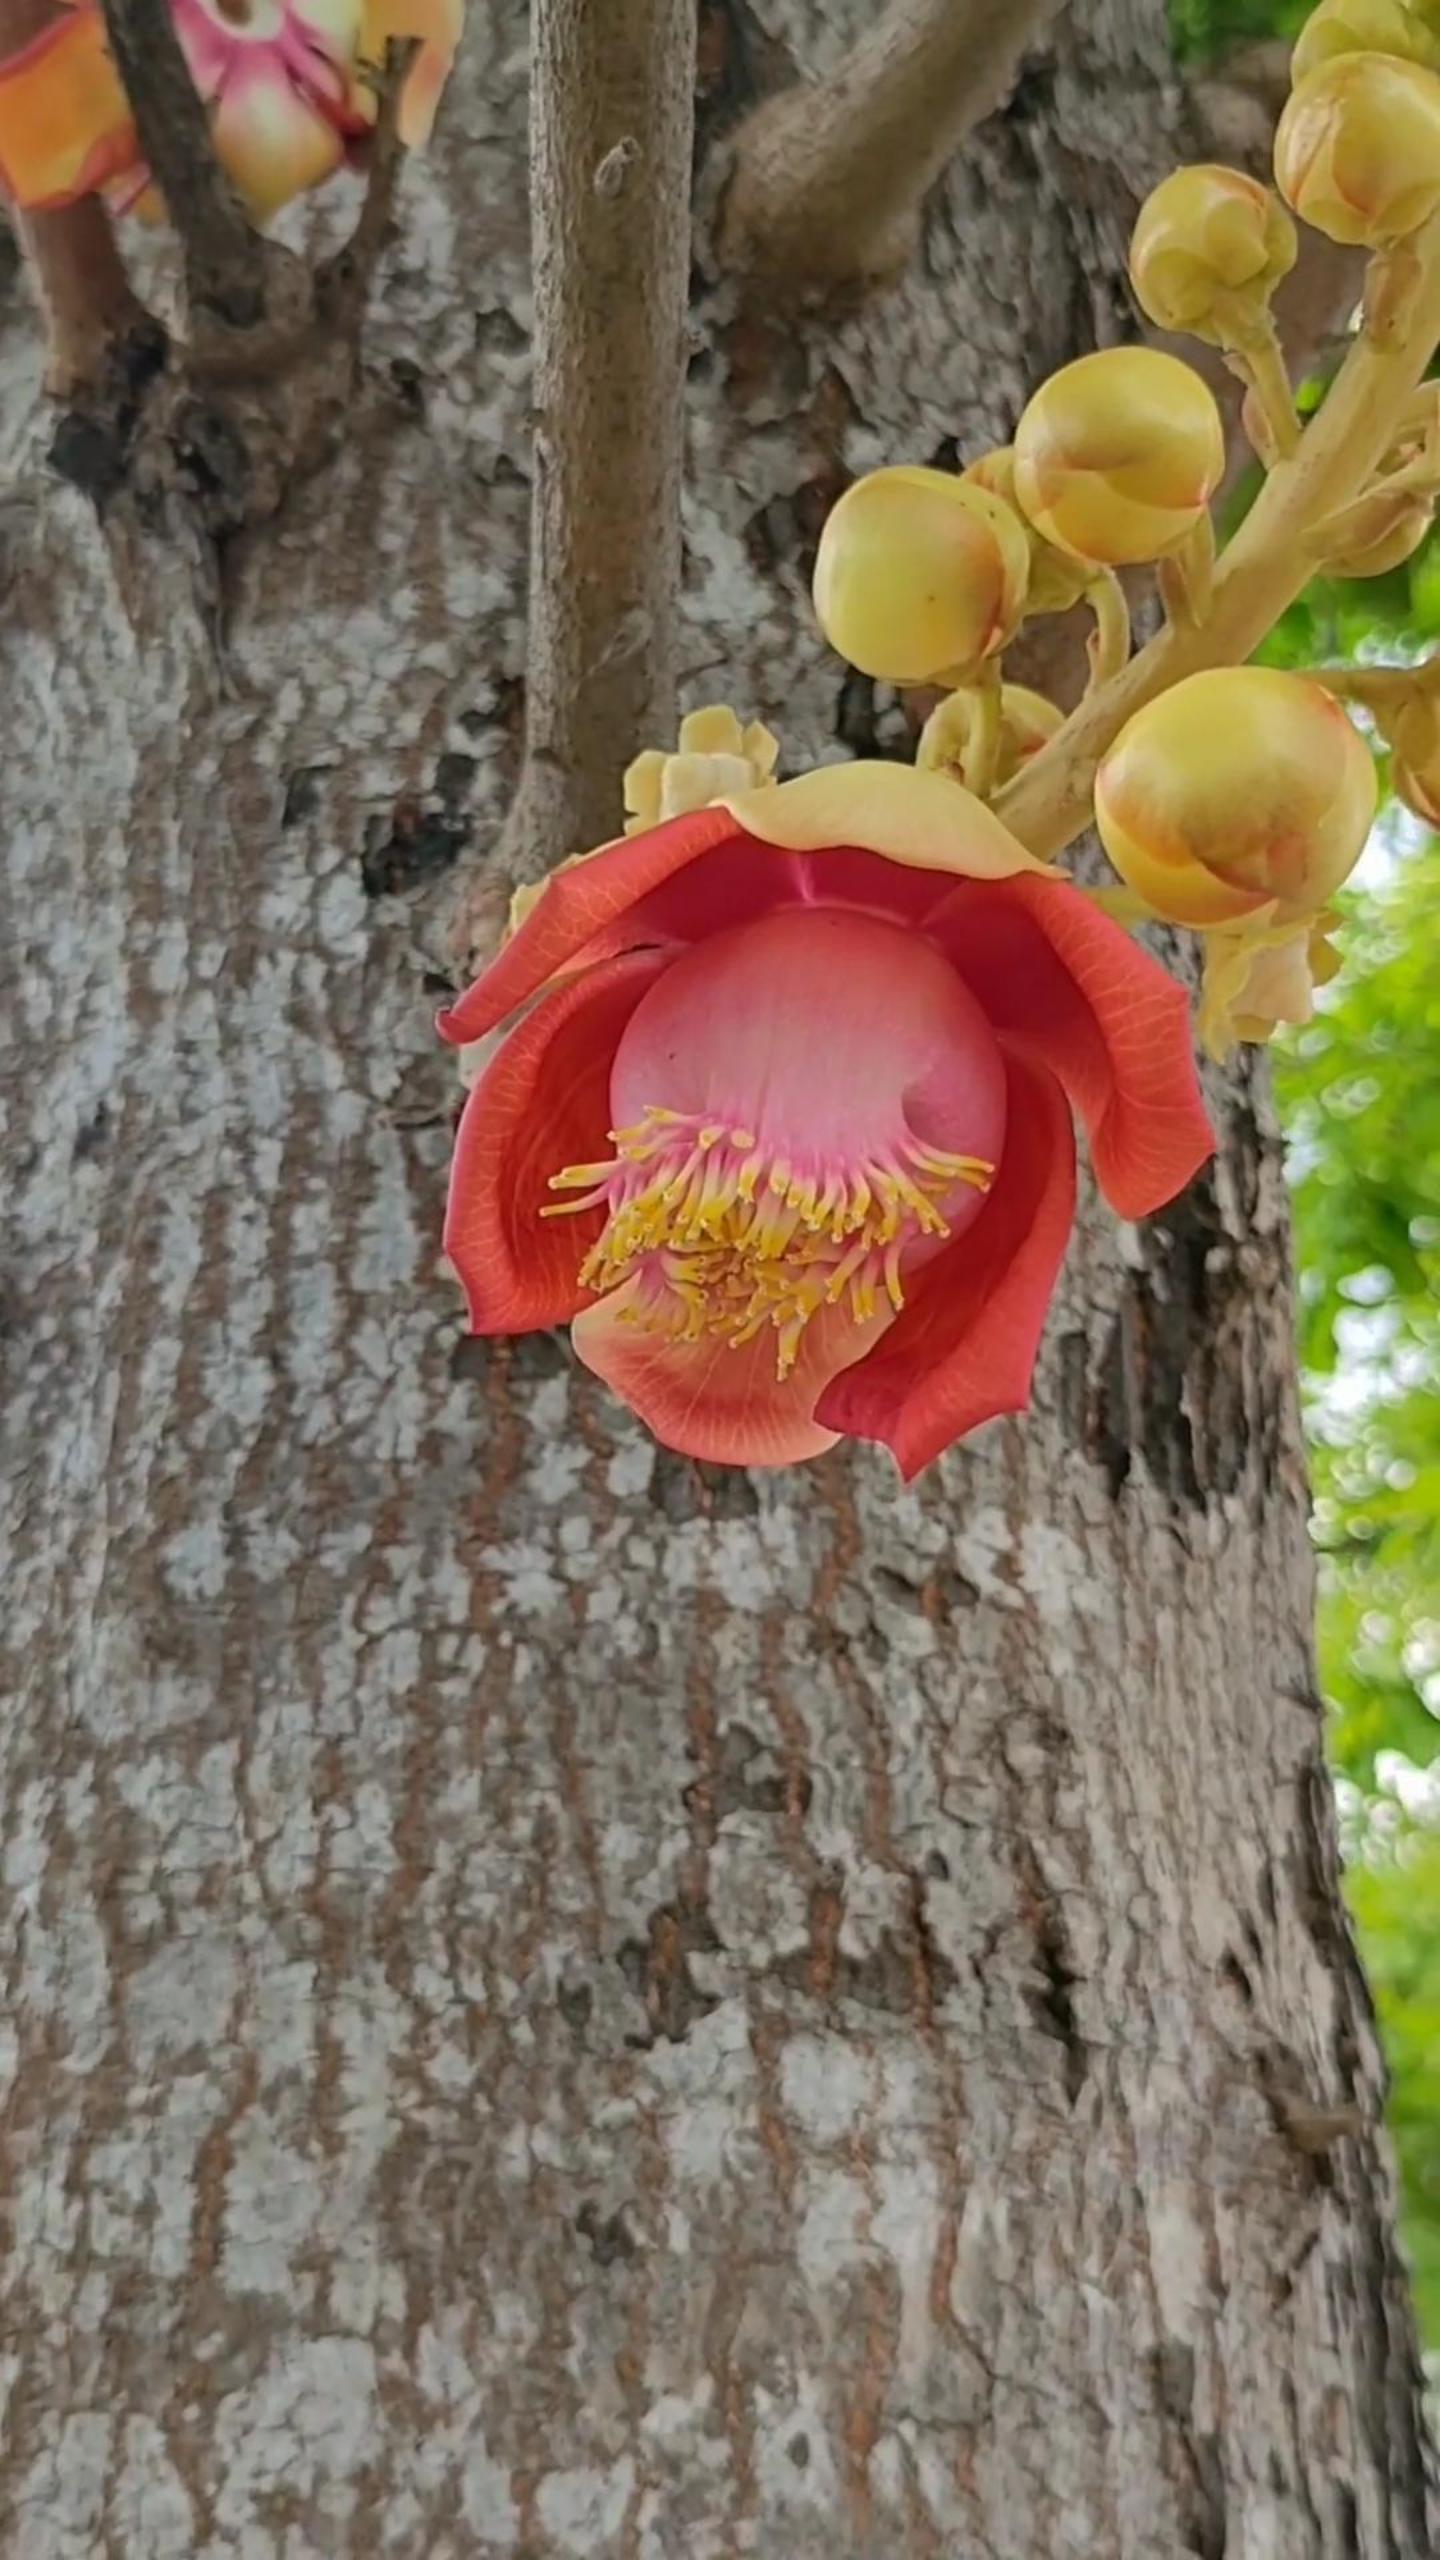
816, 1052, 1076, 1480
438, 805, 745, 1047
573, 1283, 893, 1469
930, 875, 1213, 1218
444, 948, 668, 1333
436, 822, 981, 1052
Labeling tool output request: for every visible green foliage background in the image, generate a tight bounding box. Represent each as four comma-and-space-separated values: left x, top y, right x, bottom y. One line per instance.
1167, 0, 1440, 2353
1271, 802, 1440, 2349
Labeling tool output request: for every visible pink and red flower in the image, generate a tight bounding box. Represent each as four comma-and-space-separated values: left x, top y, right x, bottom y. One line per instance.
440, 762, 1214, 1477
0, 0, 460, 224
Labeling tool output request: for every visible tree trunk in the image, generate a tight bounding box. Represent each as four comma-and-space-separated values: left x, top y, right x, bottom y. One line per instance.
1, 3, 1433, 2553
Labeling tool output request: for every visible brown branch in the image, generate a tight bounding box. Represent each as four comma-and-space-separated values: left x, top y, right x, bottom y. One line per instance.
18, 198, 152, 395
720, 0, 1066, 295
98, 0, 271, 330
503, 0, 697, 878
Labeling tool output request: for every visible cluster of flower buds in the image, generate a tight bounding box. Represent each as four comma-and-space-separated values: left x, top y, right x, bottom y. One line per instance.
812, 349, 1223, 704
802, 0, 1440, 1066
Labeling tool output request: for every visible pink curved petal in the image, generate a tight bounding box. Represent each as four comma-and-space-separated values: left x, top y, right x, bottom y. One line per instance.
573, 1283, 894, 1469
437, 823, 1022, 1056
438, 805, 745, 1048
929, 874, 1213, 1219
816, 1052, 1077, 1480
0, 11, 138, 210
445, 948, 669, 1334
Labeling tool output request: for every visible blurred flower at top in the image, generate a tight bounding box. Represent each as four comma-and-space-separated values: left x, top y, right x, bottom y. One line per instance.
162, 0, 369, 223
0, 0, 461, 225
355, 0, 461, 146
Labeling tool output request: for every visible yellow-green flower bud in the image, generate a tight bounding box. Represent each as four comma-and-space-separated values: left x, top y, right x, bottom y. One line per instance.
1094, 667, 1376, 926
812, 465, 1030, 686
1129, 164, 1298, 342
917, 682, 1063, 792
961, 446, 1090, 614
1275, 51, 1440, 246
1012, 348, 1225, 567
1292, 0, 1440, 82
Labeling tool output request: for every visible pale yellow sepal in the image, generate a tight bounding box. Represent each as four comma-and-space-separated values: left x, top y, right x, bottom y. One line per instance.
623, 706, 779, 835
1197, 909, 1343, 1058
722, 760, 1060, 881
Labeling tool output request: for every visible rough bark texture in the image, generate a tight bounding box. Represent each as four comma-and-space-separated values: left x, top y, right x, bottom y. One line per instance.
1, 5, 1434, 2555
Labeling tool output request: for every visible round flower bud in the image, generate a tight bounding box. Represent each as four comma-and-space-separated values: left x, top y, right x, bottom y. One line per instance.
1012, 348, 1225, 567
1275, 52, 1440, 246
812, 466, 1030, 686
917, 683, 1063, 792
1292, 0, 1440, 84
1389, 688, 1440, 822
961, 446, 1090, 614
1129, 164, 1298, 342
1094, 667, 1377, 927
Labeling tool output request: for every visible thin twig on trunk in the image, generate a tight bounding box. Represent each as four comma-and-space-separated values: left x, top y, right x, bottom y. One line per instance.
503, 0, 697, 881
319, 38, 419, 330
720, 0, 1065, 295
99, 0, 272, 330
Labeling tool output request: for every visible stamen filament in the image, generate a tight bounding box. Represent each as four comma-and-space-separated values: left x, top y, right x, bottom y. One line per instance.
551, 1106, 995, 1378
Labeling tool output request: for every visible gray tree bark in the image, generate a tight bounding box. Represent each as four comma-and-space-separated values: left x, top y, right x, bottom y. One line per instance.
1, 3, 1434, 2555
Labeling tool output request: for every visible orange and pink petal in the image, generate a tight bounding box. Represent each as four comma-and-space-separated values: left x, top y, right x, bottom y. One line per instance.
931, 873, 1213, 1218
0, 8, 138, 211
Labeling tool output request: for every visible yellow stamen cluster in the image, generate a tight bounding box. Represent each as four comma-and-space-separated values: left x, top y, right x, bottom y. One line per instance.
544, 1107, 993, 1378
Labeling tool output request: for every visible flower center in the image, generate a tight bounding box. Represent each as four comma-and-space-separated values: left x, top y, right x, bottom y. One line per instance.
542, 906, 1007, 1381
545, 1111, 994, 1378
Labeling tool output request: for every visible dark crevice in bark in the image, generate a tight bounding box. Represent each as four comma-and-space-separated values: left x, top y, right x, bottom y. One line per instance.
618, 1896, 723, 2046
1014, 1840, 1087, 2105
575, 2201, 639, 2267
